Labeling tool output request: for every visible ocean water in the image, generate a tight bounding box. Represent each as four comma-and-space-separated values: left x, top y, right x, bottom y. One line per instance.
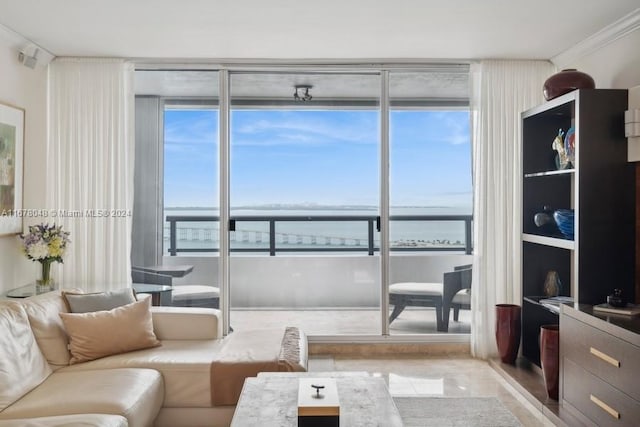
164, 206, 472, 254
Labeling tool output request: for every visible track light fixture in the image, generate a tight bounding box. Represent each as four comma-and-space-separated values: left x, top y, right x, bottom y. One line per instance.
293, 85, 313, 102
18, 47, 39, 69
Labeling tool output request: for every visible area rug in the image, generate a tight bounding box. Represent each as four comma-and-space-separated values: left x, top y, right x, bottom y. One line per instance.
393, 396, 522, 427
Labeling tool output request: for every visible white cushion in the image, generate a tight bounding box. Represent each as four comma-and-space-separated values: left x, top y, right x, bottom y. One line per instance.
60, 340, 222, 408
389, 282, 443, 296
171, 285, 219, 302
0, 368, 163, 427
151, 306, 221, 340
0, 302, 52, 411
20, 290, 76, 368
452, 288, 471, 305
0, 414, 128, 427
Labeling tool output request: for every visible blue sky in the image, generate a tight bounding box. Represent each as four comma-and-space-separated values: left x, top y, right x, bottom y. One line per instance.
163, 109, 471, 210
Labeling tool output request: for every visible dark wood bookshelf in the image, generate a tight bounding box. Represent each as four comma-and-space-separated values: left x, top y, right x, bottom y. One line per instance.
520, 89, 634, 367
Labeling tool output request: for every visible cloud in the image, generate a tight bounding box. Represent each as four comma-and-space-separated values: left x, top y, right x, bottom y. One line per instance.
392, 110, 470, 146
164, 111, 217, 146
233, 111, 378, 146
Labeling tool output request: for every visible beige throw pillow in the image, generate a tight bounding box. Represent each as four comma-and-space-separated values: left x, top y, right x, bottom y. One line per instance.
59, 299, 160, 364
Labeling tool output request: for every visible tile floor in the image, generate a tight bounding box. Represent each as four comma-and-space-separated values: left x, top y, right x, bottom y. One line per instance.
231, 307, 471, 335
307, 355, 555, 427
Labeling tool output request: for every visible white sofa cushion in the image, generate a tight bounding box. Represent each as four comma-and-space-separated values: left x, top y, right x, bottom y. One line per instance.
0, 368, 163, 427
61, 340, 223, 408
20, 290, 76, 368
151, 307, 221, 340
0, 414, 128, 427
0, 302, 52, 411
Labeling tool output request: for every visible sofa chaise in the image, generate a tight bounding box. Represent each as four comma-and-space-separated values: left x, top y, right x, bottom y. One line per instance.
0, 290, 307, 427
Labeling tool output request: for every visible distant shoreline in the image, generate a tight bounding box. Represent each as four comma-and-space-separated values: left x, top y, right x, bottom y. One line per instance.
165, 205, 459, 211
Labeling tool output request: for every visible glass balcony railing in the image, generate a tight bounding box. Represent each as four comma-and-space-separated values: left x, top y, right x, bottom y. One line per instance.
165, 214, 473, 256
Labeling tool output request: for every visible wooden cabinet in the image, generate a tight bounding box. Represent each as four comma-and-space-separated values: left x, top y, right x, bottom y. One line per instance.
560, 305, 640, 426
520, 89, 634, 366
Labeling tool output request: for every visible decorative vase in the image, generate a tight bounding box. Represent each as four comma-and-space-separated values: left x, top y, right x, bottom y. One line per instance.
543, 69, 595, 101
533, 206, 558, 235
543, 270, 562, 297
540, 324, 560, 400
36, 259, 54, 293
495, 304, 521, 364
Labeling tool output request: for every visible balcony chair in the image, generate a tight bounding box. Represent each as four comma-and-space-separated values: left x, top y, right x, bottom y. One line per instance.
442, 264, 472, 332
131, 267, 220, 309
389, 264, 472, 333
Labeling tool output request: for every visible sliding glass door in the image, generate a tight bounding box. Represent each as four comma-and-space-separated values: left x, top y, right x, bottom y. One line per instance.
133, 65, 473, 338
388, 70, 473, 335
228, 71, 382, 335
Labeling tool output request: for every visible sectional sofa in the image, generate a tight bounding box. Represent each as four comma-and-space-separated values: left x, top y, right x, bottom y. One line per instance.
0, 290, 307, 427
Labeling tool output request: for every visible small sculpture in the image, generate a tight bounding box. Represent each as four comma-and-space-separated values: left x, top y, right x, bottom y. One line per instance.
552, 129, 570, 169
607, 289, 626, 307
311, 384, 325, 399
543, 270, 562, 297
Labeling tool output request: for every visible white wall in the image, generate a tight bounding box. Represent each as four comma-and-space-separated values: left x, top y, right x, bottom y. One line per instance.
0, 32, 48, 294
554, 26, 640, 89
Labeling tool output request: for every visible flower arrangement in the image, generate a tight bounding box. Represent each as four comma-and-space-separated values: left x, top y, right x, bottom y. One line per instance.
19, 223, 71, 289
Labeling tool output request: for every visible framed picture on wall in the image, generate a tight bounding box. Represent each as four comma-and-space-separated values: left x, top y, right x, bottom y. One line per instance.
0, 101, 24, 235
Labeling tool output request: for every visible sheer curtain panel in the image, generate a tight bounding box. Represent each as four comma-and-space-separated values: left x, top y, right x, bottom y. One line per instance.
47, 59, 134, 291
470, 60, 555, 359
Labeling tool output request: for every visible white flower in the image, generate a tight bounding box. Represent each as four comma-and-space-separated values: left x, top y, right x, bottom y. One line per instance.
27, 241, 49, 260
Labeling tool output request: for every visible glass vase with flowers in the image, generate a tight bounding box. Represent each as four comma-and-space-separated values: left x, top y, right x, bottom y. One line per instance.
19, 223, 70, 293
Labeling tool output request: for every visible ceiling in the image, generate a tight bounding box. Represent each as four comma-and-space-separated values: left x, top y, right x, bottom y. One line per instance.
134, 69, 470, 100
0, 1, 638, 61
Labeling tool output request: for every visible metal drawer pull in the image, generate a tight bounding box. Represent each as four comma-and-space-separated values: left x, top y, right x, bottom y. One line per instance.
590, 394, 620, 419
590, 347, 620, 367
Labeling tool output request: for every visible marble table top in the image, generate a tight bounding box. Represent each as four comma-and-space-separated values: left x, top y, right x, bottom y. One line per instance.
231, 372, 403, 427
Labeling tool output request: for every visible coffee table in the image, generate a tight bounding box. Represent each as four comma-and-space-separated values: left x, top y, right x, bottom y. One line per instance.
230, 371, 403, 427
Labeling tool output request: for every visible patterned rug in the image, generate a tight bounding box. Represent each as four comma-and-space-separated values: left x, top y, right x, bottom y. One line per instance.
393, 396, 522, 427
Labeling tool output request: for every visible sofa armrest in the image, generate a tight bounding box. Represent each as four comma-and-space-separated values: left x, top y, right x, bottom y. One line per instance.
150, 306, 221, 340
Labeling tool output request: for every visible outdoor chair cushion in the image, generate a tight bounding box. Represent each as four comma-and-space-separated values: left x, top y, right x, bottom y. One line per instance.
389, 282, 443, 296
452, 288, 471, 305
171, 285, 219, 302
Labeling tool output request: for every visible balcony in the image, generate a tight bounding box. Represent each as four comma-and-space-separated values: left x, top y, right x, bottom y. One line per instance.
162, 214, 473, 336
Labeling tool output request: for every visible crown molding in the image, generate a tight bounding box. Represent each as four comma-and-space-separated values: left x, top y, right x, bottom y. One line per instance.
0, 23, 27, 47
0, 23, 55, 66
552, 8, 640, 67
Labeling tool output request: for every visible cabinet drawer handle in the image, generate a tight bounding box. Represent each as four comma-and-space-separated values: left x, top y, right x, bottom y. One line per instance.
590, 347, 620, 367
590, 394, 620, 419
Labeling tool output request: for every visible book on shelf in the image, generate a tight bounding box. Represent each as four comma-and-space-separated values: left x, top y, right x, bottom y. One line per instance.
593, 303, 640, 316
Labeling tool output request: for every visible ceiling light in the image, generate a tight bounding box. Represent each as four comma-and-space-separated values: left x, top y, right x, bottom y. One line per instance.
293, 85, 313, 102
18, 47, 39, 69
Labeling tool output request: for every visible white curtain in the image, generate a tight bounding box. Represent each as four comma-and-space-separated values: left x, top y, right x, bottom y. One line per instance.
47, 58, 134, 292
470, 60, 556, 359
